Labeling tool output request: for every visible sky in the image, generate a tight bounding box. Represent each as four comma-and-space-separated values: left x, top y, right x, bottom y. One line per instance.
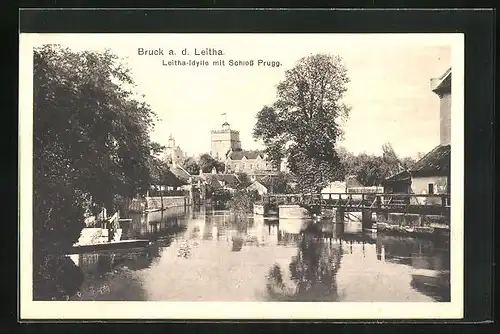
29, 33, 455, 159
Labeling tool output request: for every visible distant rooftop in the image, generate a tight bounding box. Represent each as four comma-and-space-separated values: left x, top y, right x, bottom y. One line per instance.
227, 149, 265, 160
410, 144, 450, 176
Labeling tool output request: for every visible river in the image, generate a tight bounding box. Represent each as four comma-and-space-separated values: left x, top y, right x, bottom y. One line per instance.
67, 205, 450, 302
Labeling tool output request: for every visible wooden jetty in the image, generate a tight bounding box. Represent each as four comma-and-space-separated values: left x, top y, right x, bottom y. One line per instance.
71, 211, 150, 254
70, 239, 152, 254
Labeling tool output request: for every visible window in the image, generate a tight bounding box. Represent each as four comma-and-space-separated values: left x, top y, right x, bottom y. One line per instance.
428, 183, 434, 194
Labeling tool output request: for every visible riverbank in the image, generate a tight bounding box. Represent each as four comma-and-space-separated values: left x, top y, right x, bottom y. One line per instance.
129, 195, 192, 212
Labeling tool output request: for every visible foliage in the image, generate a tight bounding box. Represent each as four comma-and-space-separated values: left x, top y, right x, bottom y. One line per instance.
33, 45, 157, 299
199, 153, 225, 173
260, 172, 295, 194
227, 190, 257, 218
253, 54, 350, 193
236, 172, 252, 189
180, 156, 200, 175
337, 143, 417, 186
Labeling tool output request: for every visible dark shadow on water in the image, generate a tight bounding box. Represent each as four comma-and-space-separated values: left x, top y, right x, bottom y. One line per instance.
410, 271, 451, 302
33, 255, 84, 301
266, 223, 343, 302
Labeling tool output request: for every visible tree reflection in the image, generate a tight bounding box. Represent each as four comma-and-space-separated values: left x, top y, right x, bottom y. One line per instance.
33, 255, 84, 301
266, 232, 343, 301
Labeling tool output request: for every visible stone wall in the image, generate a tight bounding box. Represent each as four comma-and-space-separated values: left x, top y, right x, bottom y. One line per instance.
376, 211, 449, 235
146, 196, 191, 210
278, 205, 311, 219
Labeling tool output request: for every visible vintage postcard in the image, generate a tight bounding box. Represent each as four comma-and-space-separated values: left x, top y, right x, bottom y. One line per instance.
19, 33, 464, 319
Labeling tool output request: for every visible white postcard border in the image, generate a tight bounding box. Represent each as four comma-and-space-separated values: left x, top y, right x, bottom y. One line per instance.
19, 33, 464, 320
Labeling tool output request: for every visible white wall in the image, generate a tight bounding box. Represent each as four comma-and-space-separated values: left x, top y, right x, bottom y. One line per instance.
411, 175, 448, 205
411, 176, 448, 194
440, 92, 451, 145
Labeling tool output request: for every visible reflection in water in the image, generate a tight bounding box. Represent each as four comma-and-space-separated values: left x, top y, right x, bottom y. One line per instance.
266, 232, 343, 301
61, 206, 450, 302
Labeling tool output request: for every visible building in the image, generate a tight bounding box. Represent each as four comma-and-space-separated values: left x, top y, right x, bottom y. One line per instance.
197, 167, 241, 194
383, 67, 451, 199
430, 67, 451, 146
164, 134, 185, 163
210, 122, 242, 160
169, 163, 193, 193
225, 149, 273, 174
246, 180, 268, 196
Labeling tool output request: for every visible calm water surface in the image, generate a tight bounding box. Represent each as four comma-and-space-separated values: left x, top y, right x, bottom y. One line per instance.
68, 205, 450, 302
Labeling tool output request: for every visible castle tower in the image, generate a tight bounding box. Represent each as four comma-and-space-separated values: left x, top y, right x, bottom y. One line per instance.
165, 134, 184, 163
210, 121, 241, 160
430, 67, 451, 146
168, 134, 175, 148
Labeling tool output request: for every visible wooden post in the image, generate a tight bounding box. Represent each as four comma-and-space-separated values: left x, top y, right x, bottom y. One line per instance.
335, 208, 345, 225
362, 209, 372, 230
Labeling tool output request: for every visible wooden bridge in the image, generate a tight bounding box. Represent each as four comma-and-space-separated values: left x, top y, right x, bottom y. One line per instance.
260, 192, 451, 217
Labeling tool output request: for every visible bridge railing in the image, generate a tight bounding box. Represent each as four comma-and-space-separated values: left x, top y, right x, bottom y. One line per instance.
261, 192, 450, 209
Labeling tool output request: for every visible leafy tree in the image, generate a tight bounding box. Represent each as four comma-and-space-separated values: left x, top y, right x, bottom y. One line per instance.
227, 190, 256, 216
33, 45, 157, 300
199, 153, 225, 173
236, 172, 252, 189
253, 54, 350, 193
353, 153, 387, 186
261, 172, 294, 194
400, 156, 416, 170
336, 144, 418, 186
382, 142, 402, 176
180, 156, 200, 175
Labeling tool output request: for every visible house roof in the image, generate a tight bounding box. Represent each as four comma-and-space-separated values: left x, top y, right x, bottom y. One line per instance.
383, 170, 411, 184
159, 169, 187, 187
410, 144, 450, 176
431, 67, 451, 93
200, 173, 241, 189
203, 174, 223, 189
216, 174, 240, 188
227, 149, 265, 160
170, 165, 191, 182
246, 180, 267, 190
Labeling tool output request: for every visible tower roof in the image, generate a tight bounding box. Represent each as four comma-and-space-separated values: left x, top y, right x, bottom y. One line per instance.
430, 67, 451, 93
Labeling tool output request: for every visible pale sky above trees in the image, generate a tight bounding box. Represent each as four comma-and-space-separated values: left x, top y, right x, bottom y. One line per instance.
27, 33, 454, 159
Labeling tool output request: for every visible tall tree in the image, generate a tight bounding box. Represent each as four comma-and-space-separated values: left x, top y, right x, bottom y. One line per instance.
382, 142, 403, 177
235, 172, 252, 189
337, 144, 418, 186
253, 54, 350, 192
33, 45, 157, 300
180, 156, 200, 175
199, 153, 225, 173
